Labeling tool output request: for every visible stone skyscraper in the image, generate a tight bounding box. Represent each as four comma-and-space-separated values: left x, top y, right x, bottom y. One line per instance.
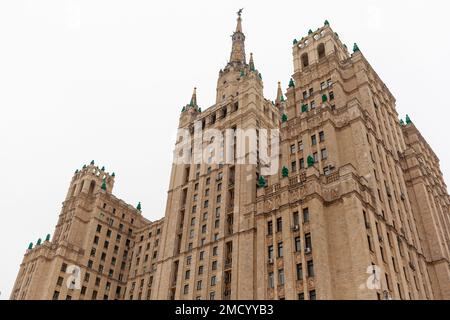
11, 14, 450, 300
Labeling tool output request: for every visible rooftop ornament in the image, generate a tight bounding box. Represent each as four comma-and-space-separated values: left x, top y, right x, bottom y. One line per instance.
324, 20, 330, 26
45, 234, 50, 242
137, 202, 142, 211
28, 242, 33, 250
353, 43, 360, 53
307, 155, 315, 167
289, 78, 295, 88
90, 160, 95, 165
406, 115, 412, 124
308, 29, 313, 35
281, 114, 288, 123
36, 238, 42, 246
101, 179, 107, 191
112, 172, 115, 177
293, 39, 298, 45
282, 166, 289, 178
257, 176, 267, 188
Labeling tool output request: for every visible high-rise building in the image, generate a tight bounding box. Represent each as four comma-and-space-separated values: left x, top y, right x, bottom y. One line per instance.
10, 14, 450, 300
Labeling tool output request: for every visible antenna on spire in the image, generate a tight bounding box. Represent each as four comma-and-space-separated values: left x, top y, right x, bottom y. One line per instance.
237, 8, 244, 17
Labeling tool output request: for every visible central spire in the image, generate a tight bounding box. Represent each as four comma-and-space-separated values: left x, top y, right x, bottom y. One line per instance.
229, 9, 246, 66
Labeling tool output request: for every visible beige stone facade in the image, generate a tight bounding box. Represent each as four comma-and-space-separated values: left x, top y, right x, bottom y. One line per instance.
10, 15, 450, 300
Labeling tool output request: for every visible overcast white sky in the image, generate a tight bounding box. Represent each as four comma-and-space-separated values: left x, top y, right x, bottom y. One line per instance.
0, 0, 449, 299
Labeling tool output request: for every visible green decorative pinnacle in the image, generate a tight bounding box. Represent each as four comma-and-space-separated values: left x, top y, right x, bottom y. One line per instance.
101, 166, 105, 171
137, 202, 142, 211
257, 176, 267, 188
82, 165, 86, 169
307, 155, 315, 167
258, 73, 262, 80
36, 238, 42, 246
240, 69, 245, 77
45, 234, 50, 242
90, 160, 95, 165
353, 43, 360, 53
322, 94, 328, 103
280, 94, 285, 103
181, 106, 186, 112
75, 169, 78, 174
281, 114, 288, 123
308, 29, 313, 35
112, 172, 115, 177
28, 242, 33, 250
101, 179, 107, 191
399, 119, 405, 126
301, 104, 309, 113
289, 78, 295, 88
282, 166, 289, 178
406, 114, 412, 124
293, 39, 298, 45
324, 20, 330, 26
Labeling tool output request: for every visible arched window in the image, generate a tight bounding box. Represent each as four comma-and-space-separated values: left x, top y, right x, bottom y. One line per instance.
301, 53, 309, 68
88, 180, 96, 194
318, 43, 326, 59
71, 184, 77, 196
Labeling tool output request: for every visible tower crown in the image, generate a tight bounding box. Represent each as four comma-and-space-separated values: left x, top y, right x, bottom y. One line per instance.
66, 162, 115, 199
292, 21, 350, 73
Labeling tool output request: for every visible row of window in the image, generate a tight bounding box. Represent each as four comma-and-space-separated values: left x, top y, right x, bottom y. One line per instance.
290, 131, 325, 154
268, 234, 312, 259
267, 261, 314, 288
268, 209, 310, 235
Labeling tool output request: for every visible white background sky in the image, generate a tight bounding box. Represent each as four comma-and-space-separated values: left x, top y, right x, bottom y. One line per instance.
0, 0, 449, 299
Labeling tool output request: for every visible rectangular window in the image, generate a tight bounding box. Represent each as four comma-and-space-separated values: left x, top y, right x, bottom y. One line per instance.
293, 211, 299, 226
278, 269, 285, 285
295, 237, 301, 252
307, 260, 314, 277
268, 245, 274, 260
268, 272, 274, 288
267, 221, 273, 235
296, 263, 303, 281
277, 242, 283, 258
276, 217, 282, 232
313, 152, 318, 163
290, 144, 296, 154
305, 233, 312, 250
291, 160, 297, 172
311, 135, 317, 146
299, 158, 305, 169
303, 208, 310, 223
321, 148, 328, 160
319, 131, 325, 142
210, 276, 217, 286
309, 290, 317, 300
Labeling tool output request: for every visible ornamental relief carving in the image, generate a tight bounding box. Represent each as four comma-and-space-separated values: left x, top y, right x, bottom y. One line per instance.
323, 187, 340, 202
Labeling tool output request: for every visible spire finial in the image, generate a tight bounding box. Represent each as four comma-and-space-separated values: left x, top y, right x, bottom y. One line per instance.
249, 52, 255, 71
276, 81, 283, 103
229, 11, 246, 65
189, 87, 197, 107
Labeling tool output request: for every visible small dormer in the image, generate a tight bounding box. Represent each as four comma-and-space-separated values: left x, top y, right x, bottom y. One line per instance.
292, 21, 350, 74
